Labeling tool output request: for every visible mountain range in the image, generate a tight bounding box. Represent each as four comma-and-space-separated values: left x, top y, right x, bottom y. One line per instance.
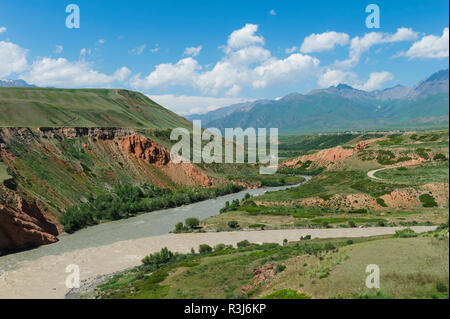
186, 69, 449, 133
0, 79, 36, 88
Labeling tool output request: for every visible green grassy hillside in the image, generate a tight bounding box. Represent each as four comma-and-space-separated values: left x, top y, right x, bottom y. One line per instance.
0, 88, 190, 129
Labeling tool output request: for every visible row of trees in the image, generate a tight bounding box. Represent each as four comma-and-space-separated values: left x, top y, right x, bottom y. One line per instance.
60, 183, 243, 233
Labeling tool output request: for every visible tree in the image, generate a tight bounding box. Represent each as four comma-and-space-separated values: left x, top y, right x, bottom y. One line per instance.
199, 244, 212, 254
175, 222, 184, 233
185, 217, 200, 229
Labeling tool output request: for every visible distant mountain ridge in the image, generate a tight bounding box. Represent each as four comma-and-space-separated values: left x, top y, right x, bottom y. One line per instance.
187, 69, 449, 133
0, 79, 36, 87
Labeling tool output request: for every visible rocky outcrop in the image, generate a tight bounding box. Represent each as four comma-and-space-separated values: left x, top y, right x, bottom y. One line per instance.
120, 134, 213, 187
0, 198, 59, 254
120, 134, 170, 166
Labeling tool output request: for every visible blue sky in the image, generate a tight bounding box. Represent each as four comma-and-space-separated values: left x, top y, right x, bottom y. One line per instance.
0, 0, 448, 114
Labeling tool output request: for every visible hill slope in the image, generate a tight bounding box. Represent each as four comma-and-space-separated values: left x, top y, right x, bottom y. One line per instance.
0, 88, 190, 129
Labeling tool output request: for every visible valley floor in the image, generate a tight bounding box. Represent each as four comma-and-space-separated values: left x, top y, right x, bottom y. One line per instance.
0, 226, 436, 299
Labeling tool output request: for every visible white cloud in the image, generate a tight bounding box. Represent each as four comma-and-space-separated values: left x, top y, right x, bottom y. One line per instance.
285, 46, 298, 54
98, 39, 106, 44
54, 45, 63, 54
253, 53, 320, 88
318, 69, 393, 91
131, 24, 319, 96
0, 40, 28, 77
355, 71, 394, 91
21, 57, 130, 87
269, 9, 276, 16
225, 24, 264, 52
129, 44, 147, 55
80, 48, 91, 56
336, 27, 418, 68
131, 57, 201, 89
0, 27, 6, 34
300, 31, 350, 53
147, 94, 252, 115
317, 69, 357, 88
184, 45, 202, 57
402, 27, 449, 59
150, 47, 160, 53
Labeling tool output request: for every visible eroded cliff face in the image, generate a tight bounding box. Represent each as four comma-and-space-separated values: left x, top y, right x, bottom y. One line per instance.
119, 134, 213, 187
120, 134, 171, 166
0, 127, 214, 254
0, 196, 59, 254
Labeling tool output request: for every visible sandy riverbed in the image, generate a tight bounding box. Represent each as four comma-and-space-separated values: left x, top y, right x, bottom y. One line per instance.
0, 226, 435, 299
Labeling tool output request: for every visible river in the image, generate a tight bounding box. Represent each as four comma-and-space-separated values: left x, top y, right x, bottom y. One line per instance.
0, 177, 310, 274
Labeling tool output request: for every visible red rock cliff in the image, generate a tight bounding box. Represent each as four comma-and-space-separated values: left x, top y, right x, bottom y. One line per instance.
0, 198, 59, 254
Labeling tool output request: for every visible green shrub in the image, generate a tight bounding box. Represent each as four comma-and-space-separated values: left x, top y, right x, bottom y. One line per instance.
348, 208, 368, 214
228, 220, 239, 228
433, 153, 447, 161
275, 264, 286, 273
419, 194, 438, 207
213, 244, 226, 252
174, 222, 184, 233
394, 228, 418, 238
346, 239, 354, 245
185, 217, 200, 229
300, 235, 312, 241
435, 281, 448, 293
376, 198, 388, 207
249, 223, 266, 229
348, 221, 356, 228
199, 244, 212, 254
141, 247, 175, 268
416, 148, 430, 160
237, 240, 251, 248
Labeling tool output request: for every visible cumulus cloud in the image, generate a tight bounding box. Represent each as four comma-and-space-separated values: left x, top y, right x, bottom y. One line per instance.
253, 54, 319, 88
184, 45, 202, 57
269, 9, 276, 16
147, 94, 252, 115
0, 27, 6, 34
336, 27, 418, 68
300, 31, 350, 53
354, 71, 394, 91
131, 57, 201, 89
225, 24, 264, 52
402, 27, 449, 59
318, 69, 393, 91
21, 57, 130, 87
0, 41, 28, 77
131, 24, 319, 96
129, 44, 147, 55
317, 69, 357, 88
98, 39, 106, 44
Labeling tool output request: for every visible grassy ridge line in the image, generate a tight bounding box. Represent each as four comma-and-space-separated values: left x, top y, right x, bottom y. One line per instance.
0, 88, 190, 129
